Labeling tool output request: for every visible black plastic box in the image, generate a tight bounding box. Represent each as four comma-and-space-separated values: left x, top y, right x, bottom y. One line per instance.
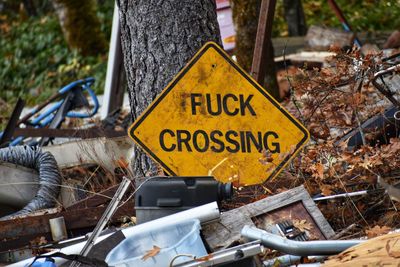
135, 176, 232, 224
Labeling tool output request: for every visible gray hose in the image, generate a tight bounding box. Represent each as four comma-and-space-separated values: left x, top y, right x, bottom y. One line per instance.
242, 225, 363, 256
0, 146, 61, 220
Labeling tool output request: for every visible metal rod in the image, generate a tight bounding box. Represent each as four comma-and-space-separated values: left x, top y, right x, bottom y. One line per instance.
264, 255, 327, 267
327, 0, 361, 47
313, 190, 370, 201
372, 64, 400, 108
241, 226, 362, 256
69, 176, 131, 267
173, 241, 263, 267
17, 92, 62, 125
0, 98, 25, 147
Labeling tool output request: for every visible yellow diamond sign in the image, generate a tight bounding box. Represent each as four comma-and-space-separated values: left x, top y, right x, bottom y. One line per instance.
128, 42, 309, 186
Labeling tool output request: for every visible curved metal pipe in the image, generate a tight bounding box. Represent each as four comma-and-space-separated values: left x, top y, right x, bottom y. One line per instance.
241, 226, 362, 256
372, 64, 400, 108
264, 255, 327, 267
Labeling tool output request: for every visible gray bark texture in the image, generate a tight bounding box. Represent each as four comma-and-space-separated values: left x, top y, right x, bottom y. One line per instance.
283, 0, 307, 36
118, 0, 221, 178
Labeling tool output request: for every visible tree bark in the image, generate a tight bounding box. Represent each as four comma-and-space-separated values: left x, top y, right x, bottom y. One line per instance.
231, 0, 279, 100
52, 0, 107, 56
118, 0, 221, 178
283, 0, 307, 36
230, 0, 260, 72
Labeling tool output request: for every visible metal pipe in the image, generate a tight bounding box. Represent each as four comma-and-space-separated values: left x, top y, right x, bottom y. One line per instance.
174, 241, 263, 267
327, 0, 361, 47
372, 64, 400, 108
49, 217, 68, 242
313, 190, 369, 201
241, 226, 362, 256
11, 202, 220, 267
69, 177, 131, 267
264, 255, 327, 267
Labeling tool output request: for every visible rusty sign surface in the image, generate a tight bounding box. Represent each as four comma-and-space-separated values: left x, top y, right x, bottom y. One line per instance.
128, 42, 309, 186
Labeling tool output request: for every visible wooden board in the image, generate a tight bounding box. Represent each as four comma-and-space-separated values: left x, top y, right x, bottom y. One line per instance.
0, 202, 134, 252
202, 185, 334, 250
323, 232, 400, 266
42, 136, 135, 174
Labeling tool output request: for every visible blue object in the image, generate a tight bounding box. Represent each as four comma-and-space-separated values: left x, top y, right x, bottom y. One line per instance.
2, 77, 99, 146
106, 219, 207, 267
27, 257, 57, 267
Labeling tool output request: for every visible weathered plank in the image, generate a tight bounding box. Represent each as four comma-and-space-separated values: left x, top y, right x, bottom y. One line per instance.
42, 136, 135, 174
0, 202, 134, 251
322, 232, 400, 266
203, 185, 334, 250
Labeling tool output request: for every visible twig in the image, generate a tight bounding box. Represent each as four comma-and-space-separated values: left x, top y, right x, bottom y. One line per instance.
331, 223, 358, 240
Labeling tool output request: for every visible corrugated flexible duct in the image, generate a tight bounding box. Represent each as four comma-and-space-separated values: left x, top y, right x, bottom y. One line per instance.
0, 146, 61, 220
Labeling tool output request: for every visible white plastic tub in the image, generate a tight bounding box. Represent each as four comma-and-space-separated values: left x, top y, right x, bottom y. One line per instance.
106, 219, 206, 267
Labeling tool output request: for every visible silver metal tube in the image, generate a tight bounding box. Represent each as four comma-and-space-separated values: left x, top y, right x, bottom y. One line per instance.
241, 226, 362, 256
264, 255, 327, 267
174, 241, 263, 267
69, 177, 131, 267
10, 202, 220, 267
313, 190, 368, 201
49, 217, 68, 242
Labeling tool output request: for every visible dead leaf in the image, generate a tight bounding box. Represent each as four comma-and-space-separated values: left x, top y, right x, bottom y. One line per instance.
311, 163, 324, 180
320, 184, 333, 195
293, 219, 312, 232
366, 225, 391, 238
386, 239, 400, 258
141, 245, 161, 261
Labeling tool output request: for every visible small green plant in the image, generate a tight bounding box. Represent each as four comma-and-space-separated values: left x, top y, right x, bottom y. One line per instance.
0, 1, 113, 130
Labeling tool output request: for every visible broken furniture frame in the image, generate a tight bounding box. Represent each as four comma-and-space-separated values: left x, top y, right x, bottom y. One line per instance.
203, 186, 335, 250
0, 78, 99, 147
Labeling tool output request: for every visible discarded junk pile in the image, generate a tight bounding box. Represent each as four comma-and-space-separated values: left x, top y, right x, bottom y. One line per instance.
0, 138, 366, 266
3, 18, 400, 267
2, 174, 364, 267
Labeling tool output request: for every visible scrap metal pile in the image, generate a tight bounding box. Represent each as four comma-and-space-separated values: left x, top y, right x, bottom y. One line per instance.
3, 11, 400, 267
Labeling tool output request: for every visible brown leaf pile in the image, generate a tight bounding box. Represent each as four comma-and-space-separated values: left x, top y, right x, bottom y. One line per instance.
264, 47, 400, 236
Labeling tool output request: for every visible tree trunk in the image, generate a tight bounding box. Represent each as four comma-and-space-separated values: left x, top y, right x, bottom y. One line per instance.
283, 0, 307, 36
118, 0, 221, 178
231, 0, 279, 101
230, 0, 260, 72
52, 0, 107, 56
